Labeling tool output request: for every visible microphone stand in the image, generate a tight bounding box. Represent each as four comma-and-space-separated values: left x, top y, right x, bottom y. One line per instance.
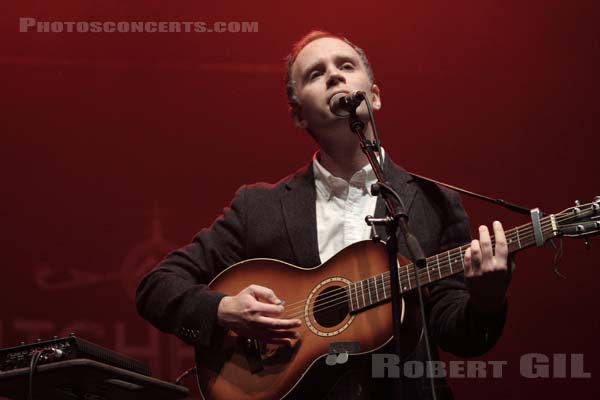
346, 99, 434, 400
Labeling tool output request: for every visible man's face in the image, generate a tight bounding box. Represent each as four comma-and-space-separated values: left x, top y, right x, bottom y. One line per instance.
290, 37, 381, 134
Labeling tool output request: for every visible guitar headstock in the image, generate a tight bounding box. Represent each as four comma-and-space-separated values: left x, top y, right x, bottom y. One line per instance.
553, 197, 600, 238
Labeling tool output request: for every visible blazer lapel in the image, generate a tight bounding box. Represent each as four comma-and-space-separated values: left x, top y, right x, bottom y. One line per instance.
280, 165, 321, 268
279, 158, 418, 266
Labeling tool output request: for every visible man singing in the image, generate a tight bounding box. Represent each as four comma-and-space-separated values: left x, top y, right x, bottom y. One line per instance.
136, 30, 512, 399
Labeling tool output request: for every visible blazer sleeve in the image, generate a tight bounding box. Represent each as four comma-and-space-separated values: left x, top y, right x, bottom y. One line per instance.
426, 190, 508, 357
135, 186, 248, 346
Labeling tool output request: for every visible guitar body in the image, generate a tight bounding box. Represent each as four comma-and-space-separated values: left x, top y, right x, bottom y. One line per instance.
195, 240, 422, 400
193, 199, 600, 399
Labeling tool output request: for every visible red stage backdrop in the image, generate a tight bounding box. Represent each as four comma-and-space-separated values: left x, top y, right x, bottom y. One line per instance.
1, 1, 599, 398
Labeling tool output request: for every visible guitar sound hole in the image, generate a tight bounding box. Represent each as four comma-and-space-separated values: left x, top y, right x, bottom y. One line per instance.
313, 286, 349, 327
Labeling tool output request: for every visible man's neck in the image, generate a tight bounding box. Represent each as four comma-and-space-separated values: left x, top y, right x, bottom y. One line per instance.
312, 121, 379, 181
317, 140, 372, 182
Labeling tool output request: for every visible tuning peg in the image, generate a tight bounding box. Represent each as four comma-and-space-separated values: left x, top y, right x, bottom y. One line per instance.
594, 196, 600, 203
575, 200, 581, 206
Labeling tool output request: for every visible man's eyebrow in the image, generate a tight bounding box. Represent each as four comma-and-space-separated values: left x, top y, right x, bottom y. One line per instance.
334, 54, 359, 65
300, 53, 360, 83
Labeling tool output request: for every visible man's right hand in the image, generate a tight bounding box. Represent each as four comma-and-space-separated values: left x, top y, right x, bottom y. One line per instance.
217, 284, 302, 344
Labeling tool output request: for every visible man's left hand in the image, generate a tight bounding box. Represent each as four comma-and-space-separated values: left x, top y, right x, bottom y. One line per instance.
464, 221, 515, 315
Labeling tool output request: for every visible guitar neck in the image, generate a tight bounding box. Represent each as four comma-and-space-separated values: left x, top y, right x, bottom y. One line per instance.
347, 213, 559, 313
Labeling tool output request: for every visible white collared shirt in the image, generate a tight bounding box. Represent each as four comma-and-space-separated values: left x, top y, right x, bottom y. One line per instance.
312, 150, 383, 263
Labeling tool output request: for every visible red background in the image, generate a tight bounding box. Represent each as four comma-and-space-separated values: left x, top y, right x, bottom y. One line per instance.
1, 1, 599, 398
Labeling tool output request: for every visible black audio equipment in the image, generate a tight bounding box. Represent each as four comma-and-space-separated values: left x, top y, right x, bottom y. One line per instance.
0, 335, 149, 376
0, 336, 189, 400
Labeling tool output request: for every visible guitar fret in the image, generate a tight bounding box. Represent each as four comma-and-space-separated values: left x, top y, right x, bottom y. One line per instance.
382, 274, 387, 298
374, 277, 378, 298
348, 284, 354, 311
354, 282, 360, 309
367, 278, 373, 305
374, 276, 379, 302
447, 251, 453, 274
460, 249, 465, 270
426, 262, 431, 282
436, 254, 442, 278
360, 281, 366, 308
398, 266, 405, 291
515, 226, 521, 248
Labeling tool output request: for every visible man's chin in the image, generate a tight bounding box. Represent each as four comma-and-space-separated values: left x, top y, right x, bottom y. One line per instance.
310, 121, 358, 142
313, 116, 350, 132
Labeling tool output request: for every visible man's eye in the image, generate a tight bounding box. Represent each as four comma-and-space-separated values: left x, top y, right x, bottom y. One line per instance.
341, 63, 355, 70
309, 71, 322, 80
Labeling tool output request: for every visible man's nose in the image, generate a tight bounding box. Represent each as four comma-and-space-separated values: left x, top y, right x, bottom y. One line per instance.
326, 69, 346, 88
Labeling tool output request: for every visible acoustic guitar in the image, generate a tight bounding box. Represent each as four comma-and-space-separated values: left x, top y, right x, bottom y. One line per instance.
195, 199, 599, 400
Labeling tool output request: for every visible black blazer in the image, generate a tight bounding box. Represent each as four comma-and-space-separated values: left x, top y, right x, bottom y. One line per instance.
136, 157, 507, 399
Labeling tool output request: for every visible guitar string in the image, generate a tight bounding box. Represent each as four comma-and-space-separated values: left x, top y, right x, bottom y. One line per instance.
283, 245, 470, 323
281, 225, 551, 320
286, 244, 502, 336
285, 240, 523, 332
278, 208, 591, 320
281, 226, 555, 322
288, 207, 591, 320
279, 220, 555, 319
279, 205, 596, 316
279, 222, 553, 319
284, 220, 584, 332
279, 210, 595, 329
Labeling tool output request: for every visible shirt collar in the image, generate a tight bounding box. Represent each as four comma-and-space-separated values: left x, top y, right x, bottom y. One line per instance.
312, 148, 384, 200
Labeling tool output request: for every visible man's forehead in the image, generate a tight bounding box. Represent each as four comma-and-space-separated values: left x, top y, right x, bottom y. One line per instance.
291, 37, 360, 76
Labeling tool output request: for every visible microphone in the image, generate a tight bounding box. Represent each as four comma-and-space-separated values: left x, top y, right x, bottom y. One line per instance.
329, 90, 366, 117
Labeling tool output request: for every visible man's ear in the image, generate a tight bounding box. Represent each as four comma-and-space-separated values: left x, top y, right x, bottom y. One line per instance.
292, 106, 308, 129
370, 84, 381, 111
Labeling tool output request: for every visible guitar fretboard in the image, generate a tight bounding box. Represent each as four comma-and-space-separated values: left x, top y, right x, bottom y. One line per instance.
346, 214, 556, 312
